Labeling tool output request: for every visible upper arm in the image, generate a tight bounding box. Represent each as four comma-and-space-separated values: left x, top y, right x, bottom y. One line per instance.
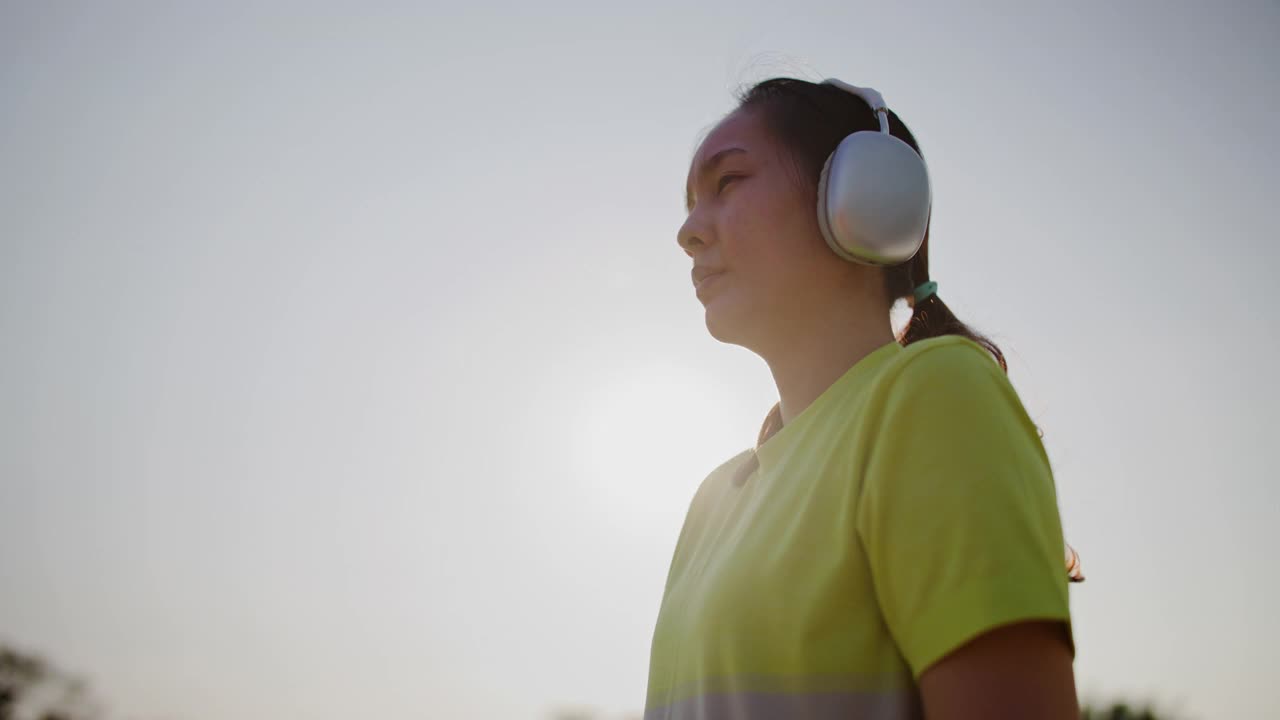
855, 339, 1076, 678
919, 619, 1078, 720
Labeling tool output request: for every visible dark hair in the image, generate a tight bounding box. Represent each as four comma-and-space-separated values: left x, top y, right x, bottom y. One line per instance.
732, 77, 1007, 372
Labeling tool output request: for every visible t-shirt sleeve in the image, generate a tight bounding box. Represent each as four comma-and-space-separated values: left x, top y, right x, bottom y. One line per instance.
854, 339, 1074, 679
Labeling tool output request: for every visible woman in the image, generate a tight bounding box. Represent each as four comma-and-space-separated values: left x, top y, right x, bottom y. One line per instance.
644, 77, 1085, 720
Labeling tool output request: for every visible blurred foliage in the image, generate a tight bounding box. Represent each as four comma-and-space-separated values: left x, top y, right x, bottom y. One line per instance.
1081, 701, 1178, 720
547, 709, 639, 720
0, 643, 102, 720
6, 640, 1183, 720
552, 700, 1181, 720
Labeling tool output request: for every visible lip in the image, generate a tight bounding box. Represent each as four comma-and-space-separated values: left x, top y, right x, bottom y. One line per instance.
692, 266, 726, 285
694, 270, 726, 297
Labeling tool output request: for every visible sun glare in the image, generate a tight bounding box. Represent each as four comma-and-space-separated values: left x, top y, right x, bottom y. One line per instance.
568, 363, 741, 536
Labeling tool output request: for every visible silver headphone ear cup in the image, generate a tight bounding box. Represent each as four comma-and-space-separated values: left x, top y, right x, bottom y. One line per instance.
821, 131, 930, 266
818, 151, 862, 264
816, 151, 843, 258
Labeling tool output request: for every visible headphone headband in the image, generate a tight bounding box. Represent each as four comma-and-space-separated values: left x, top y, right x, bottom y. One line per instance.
821, 78, 891, 134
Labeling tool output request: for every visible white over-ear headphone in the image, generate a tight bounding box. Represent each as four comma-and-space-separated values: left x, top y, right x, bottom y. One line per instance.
815, 79, 931, 267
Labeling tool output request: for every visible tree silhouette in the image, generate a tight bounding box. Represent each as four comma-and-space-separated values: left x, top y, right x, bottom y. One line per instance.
550, 699, 1177, 720
1080, 702, 1174, 720
0, 643, 102, 720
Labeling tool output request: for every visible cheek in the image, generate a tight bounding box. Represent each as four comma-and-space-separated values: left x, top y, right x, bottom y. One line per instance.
734, 189, 821, 271
716, 178, 824, 303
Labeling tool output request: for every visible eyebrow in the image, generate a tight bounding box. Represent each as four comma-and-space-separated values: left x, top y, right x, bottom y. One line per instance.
685, 146, 747, 213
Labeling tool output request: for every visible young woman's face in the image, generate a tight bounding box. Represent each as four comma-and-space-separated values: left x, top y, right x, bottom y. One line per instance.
678, 108, 858, 348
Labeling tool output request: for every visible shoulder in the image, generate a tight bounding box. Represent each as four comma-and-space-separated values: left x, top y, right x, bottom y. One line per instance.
668, 448, 755, 558
702, 447, 756, 496
875, 335, 1011, 399
884, 334, 1004, 385
869, 334, 1039, 440
677, 448, 754, 517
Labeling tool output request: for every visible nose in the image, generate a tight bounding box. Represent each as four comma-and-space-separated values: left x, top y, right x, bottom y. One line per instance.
677, 213, 709, 257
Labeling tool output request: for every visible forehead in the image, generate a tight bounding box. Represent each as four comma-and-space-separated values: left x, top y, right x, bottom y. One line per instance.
685, 110, 768, 208
687, 111, 763, 178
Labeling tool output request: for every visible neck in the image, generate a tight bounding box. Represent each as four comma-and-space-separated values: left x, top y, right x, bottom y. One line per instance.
761, 310, 895, 427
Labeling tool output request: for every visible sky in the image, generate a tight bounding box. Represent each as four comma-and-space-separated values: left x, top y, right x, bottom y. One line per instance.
1, 2, 1277, 718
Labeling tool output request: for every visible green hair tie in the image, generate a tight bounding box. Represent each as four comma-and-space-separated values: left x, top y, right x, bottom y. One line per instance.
912, 280, 938, 304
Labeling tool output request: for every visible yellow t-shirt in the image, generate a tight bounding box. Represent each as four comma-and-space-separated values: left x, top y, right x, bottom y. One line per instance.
643, 335, 1074, 720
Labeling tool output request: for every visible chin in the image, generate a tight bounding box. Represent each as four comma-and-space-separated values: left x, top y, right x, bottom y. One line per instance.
703, 300, 749, 346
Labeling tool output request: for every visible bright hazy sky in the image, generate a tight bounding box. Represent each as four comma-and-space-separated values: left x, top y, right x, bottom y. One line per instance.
2, 2, 1277, 719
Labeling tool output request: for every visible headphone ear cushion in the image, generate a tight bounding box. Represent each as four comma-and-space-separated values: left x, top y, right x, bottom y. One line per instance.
817, 130, 931, 266
816, 150, 837, 254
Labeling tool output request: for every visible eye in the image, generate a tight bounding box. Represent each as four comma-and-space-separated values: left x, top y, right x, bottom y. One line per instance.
716, 174, 742, 194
